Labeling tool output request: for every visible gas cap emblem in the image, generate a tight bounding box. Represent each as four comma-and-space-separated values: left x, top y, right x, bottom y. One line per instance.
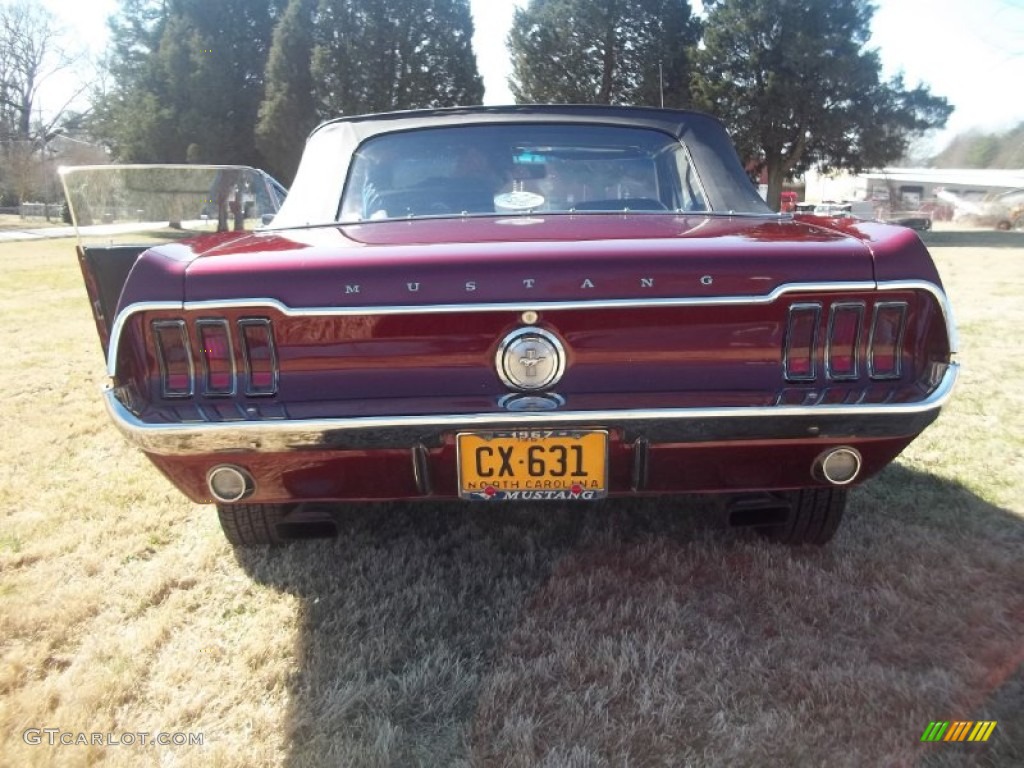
496, 327, 566, 391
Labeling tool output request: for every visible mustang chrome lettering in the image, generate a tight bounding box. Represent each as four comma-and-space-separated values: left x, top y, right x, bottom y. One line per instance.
331, 275, 740, 299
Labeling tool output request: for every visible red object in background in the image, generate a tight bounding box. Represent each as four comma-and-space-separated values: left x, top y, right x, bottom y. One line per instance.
780, 191, 798, 212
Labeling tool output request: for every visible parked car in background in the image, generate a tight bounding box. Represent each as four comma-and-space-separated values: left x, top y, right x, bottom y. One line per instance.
943, 188, 1024, 231
883, 213, 933, 231
988, 189, 1024, 231
61, 105, 957, 547
793, 200, 875, 220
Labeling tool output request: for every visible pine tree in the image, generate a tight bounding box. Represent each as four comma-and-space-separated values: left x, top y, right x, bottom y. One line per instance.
93, 0, 282, 164
507, 0, 699, 107
311, 0, 483, 117
255, 0, 318, 182
693, 0, 951, 210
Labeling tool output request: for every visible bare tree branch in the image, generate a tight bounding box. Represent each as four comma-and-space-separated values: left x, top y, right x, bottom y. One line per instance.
0, 0, 85, 202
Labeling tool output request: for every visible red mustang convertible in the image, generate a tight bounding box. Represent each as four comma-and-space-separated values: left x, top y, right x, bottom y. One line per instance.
61, 106, 957, 546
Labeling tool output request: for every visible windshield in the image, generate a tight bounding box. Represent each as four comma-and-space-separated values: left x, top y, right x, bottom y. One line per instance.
339, 124, 707, 222
59, 165, 287, 246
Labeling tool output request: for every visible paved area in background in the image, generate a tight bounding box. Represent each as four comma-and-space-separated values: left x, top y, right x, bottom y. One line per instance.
0, 224, 77, 241
0, 220, 236, 242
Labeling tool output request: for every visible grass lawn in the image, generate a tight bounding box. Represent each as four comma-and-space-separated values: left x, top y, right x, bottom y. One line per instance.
0, 235, 1020, 767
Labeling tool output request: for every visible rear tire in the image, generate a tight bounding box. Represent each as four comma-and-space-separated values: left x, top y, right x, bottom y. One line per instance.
756, 487, 847, 545
217, 503, 292, 546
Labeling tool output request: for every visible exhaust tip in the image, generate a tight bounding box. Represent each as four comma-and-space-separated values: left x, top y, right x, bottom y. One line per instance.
815, 447, 862, 485
207, 465, 255, 503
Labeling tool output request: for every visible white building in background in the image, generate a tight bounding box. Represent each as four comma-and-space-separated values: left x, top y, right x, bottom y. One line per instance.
803, 167, 1024, 210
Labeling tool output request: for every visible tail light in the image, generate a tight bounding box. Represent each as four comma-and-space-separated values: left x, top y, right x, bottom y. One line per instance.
197, 320, 235, 395
784, 298, 911, 384
868, 302, 907, 379
826, 303, 864, 380
152, 320, 194, 398
151, 316, 278, 400
239, 319, 278, 396
784, 303, 821, 381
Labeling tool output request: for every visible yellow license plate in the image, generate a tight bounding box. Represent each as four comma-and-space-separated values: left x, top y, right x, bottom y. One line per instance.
457, 430, 608, 500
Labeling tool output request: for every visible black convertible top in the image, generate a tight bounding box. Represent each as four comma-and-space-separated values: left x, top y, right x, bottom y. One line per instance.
273, 105, 770, 227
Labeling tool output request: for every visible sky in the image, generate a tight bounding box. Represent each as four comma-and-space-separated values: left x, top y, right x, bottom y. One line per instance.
39, 0, 1024, 152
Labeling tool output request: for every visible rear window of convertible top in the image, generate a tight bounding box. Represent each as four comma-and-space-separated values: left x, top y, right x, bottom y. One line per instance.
339, 123, 708, 221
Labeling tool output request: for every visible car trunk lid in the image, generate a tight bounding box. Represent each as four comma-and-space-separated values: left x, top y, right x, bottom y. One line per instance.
181, 215, 874, 306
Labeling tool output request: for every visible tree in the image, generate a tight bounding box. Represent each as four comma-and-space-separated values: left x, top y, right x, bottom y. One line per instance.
310, 0, 483, 117
507, 0, 700, 107
693, 0, 952, 210
0, 0, 82, 202
86, 0, 167, 160
930, 123, 1024, 169
94, 0, 283, 164
255, 0, 318, 182
96, 0, 483, 175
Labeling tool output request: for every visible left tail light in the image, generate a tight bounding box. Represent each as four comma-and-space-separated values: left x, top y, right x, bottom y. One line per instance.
151, 317, 278, 399
239, 319, 279, 396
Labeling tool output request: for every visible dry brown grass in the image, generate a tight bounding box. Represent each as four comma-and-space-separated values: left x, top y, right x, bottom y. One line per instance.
0, 234, 1021, 768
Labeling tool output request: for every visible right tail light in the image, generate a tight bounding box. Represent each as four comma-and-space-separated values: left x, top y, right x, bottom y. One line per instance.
784, 298, 910, 383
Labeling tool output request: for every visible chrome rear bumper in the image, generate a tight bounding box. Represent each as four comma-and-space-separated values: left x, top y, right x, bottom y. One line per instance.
102, 364, 958, 456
